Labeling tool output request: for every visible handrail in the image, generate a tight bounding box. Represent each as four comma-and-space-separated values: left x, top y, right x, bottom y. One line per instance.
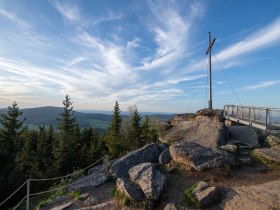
0, 155, 109, 209
224, 105, 280, 131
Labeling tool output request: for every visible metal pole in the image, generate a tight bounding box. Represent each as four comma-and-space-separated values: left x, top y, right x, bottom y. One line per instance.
103, 155, 110, 176
249, 108, 252, 126
208, 32, 212, 109
265, 108, 270, 132
88, 171, 91, 210
26, 179, 30, 210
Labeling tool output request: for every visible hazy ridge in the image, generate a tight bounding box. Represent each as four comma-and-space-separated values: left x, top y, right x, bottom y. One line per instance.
0, 106, 174, 132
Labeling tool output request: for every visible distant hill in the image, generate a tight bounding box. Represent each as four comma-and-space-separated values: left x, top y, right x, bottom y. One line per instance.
0, 106, 174, 132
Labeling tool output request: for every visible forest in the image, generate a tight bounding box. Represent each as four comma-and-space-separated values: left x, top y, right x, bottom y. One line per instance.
0, 95, 161, 208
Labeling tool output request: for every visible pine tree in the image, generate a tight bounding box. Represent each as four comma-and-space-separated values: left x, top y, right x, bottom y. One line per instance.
0, 102, 25, 203
54, 95, 80, 174
105, 101, 122, 158
0, 102, 25, 157
140, 116, 159, 145
128, 105, 142, 149
16, 129, 42, 179
140, 116, 151, 145
36, 126, 55, 176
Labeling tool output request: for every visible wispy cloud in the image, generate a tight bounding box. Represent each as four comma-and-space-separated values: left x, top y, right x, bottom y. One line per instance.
187, 16, 280, 72
136, 2, 204, 71
0, 8, 31, 28
52, 1, 80, 22
216, 17, 280, 62
244, 80, 280, 90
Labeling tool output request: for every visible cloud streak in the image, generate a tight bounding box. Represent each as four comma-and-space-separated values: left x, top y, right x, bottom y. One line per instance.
244, 80, 280, 90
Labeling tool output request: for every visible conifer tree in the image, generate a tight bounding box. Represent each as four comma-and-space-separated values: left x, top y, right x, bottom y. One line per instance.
36, 126, 55, 176
54, 95, 79, 174
105, 101, 122, 158
128, 105, 142, 149
16, 129, 41, 179
0, 102, 25, 202
140, 116, 159, 145
0, 102, 25, 156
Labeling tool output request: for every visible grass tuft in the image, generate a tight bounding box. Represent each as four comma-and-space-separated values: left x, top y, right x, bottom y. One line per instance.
182, 183, 201, 208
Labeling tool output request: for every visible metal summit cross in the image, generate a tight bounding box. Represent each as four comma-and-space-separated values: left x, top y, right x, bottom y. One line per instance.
205, 32, 216, 109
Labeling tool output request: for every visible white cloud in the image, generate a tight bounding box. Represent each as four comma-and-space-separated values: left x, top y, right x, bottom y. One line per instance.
52, 1, 80, 21
216, 17, 280, 62
136, 2, 202, 71
0, 8, 31, 29
244, 80, 280, 90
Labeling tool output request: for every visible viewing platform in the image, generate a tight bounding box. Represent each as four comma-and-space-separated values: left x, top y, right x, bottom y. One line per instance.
224, 105, 280, 131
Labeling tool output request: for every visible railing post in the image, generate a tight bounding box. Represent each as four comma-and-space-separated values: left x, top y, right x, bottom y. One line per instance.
249, 108, 252, 126
26, 179, 30, 210
266, 109, 270, 132
103, 155, 110, 176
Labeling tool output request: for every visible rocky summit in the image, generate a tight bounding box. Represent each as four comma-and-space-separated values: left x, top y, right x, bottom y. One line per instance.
39, 108, 280, 210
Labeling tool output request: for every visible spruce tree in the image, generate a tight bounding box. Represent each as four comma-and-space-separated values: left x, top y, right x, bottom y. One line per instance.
128, 105, 142, 149
0, 102, 25, 156
105, 101, 122, 158
54, 95, 79, 174
0, 102, 25, 203
140, 116, 159, 145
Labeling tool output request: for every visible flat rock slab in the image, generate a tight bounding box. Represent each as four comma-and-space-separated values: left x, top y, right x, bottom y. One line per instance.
228, 126, 259, 148
254, 146, 280, 163
129, 162, 167, 200
160, 117, 227, 148
169, 141, 235, 171
110, 143, 161, 178
220, 180, 280, 210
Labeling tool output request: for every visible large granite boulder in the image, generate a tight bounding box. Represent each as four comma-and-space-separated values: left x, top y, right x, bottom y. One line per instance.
195, 108, 224, 122
129, 162, 167, 200
169, 141, 235, 171
116, 177, 144, 201
193, 181, 222, 208
159, 148, 172, 164
160, 118, 227, 149
228, 126, 259, 148
110, 143, 161, 178
169, 113, 195, 126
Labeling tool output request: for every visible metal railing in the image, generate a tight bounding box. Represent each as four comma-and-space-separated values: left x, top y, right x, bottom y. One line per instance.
224, 105, 280, 131
0, 155, 110, 210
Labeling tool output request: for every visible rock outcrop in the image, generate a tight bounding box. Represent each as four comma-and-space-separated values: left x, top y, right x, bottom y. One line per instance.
169, 141, 235, 171
228, 126, 259, 148
160, 118, 227, 148
253, 145, 280, 163
193, 181, 222, 208
220, 180, 280, 210
129, 162, 167, 200
110, 143, 161, 178
116, 177, 144, 201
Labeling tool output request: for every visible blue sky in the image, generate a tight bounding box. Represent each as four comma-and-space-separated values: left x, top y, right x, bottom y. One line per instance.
0, 0, 279, 113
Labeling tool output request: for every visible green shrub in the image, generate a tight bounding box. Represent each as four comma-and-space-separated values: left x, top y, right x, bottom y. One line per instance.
183, 184, 201, 208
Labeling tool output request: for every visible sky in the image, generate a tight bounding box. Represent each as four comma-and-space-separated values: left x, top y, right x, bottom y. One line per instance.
0, 0, 279, 113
